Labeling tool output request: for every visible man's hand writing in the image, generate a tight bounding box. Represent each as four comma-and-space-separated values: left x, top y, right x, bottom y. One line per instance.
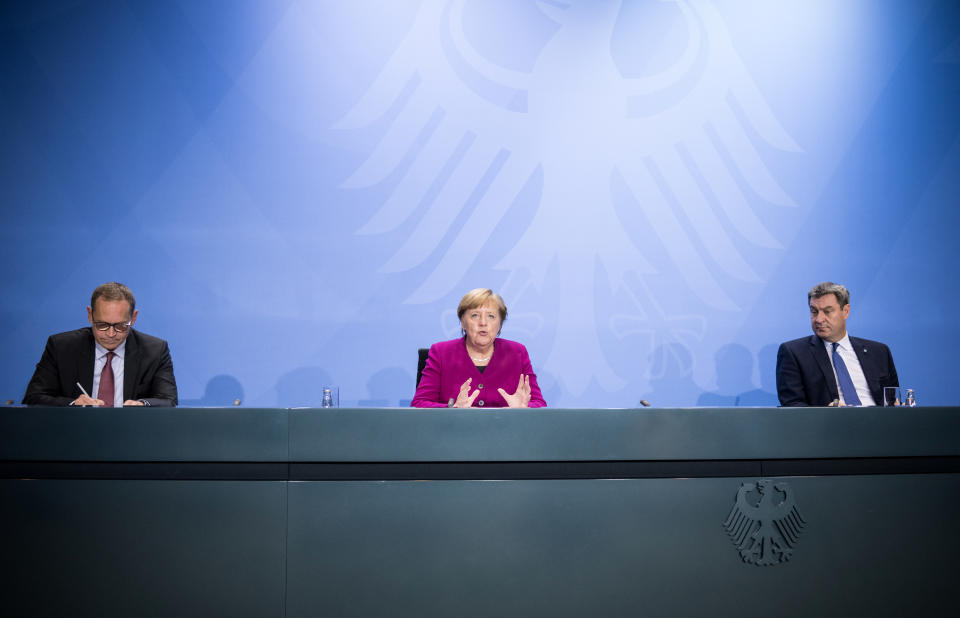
72, 394, 105, 406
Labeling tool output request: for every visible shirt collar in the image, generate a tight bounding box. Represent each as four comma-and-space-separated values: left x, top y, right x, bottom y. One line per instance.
822, 333, 852, 352
95, 339, 126, 361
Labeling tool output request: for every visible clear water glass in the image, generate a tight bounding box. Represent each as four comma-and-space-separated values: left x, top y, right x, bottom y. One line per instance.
883, 386, 901, 407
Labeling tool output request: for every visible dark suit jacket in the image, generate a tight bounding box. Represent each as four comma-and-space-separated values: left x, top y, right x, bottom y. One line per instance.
23, 328, 179, 407
411, 337, 547, 408
776, 334, 897, 407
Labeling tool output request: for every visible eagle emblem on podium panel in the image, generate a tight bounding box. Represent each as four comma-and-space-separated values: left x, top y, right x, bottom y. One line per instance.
723, 479, 806, 566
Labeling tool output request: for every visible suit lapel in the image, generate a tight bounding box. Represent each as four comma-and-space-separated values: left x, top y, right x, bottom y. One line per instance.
850, 337, 879, 401
78, 329, 96, 396
850, 337, 872, 376
808, 335, 839, 400
124, 330, 139, 401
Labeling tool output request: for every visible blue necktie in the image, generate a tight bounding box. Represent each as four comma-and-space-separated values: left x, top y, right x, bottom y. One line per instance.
832, 342, 861, 406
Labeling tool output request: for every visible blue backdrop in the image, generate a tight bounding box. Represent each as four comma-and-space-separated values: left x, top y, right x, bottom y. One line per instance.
2, 0, 959, 408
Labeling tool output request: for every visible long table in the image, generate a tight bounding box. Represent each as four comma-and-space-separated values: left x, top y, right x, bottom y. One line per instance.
2, 407, 958, 617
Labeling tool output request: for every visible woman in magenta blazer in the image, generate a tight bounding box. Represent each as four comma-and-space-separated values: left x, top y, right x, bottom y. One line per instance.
411, 288, 547, 408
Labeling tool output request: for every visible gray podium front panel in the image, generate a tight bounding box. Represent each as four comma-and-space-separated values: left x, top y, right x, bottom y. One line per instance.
288, 407, 960, 461
2, 406, 958, 617
1, 480, 287, 618
0, 407, 288, 461
286, 475, 958, 618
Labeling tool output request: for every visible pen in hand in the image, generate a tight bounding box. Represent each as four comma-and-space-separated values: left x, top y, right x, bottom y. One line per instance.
75, 382, 101, 407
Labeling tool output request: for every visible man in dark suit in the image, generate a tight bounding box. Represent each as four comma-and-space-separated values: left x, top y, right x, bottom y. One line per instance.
776, 282, 897, 407
23, 282, 178, 407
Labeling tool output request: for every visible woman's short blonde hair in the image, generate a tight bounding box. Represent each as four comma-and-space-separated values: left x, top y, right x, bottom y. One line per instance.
457, 288, 507, 324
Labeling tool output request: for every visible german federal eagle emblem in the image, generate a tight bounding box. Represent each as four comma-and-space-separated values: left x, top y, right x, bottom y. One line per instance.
723, 479, 806, 566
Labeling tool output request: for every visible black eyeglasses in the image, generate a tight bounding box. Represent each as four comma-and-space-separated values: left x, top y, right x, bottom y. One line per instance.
93, 320, 131, 333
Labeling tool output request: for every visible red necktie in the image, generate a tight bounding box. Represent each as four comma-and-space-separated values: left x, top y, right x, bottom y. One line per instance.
97, 351, 115, 407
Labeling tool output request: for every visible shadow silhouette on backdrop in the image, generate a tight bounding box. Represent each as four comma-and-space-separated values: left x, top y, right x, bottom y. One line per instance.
697, 344, 755, 407
736, 343, 779, 406
360, 367, 415, 407
275, 367, 334, 407
179, 375, 245, 407
641, 343, 702, 407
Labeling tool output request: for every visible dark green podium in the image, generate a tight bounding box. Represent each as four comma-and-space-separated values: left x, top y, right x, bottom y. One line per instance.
2, 407, 958, 617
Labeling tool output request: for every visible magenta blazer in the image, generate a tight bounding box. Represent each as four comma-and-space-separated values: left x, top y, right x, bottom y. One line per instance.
411, 337, 547, 408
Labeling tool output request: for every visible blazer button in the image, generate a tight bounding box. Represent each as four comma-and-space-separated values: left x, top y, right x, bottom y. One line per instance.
478, 400, 485, 406
478, 383, 484, 389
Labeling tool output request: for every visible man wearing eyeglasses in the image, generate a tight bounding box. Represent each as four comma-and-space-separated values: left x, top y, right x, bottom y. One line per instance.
23, 282, 178, 406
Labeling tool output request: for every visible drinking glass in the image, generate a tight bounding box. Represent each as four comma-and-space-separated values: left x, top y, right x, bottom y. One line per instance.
883, 386, 901, 407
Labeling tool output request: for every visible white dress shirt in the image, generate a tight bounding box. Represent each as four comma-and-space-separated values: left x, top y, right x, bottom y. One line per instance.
823, 334, 876, 406
93, 340, 126, 408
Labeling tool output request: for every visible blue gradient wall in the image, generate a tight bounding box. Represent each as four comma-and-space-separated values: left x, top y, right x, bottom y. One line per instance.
2, 0, 958, 407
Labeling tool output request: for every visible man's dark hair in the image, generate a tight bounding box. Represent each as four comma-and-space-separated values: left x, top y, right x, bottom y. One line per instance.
91, 282, 136, 313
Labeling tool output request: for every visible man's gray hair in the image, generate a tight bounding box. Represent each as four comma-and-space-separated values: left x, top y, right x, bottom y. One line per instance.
808, 281, 850, 307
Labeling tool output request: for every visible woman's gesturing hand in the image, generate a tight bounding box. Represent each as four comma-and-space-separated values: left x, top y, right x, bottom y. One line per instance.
498, 374, 531, 408
454, 378, 480, 408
